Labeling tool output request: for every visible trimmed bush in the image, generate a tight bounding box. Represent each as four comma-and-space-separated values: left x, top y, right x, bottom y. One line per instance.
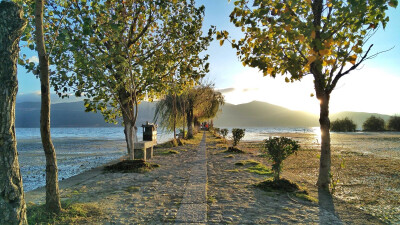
220, 128, 228, 138
330, 117, 356, 132
232, 128, 245, 146
388, 116, 400, 131
363, 116, 385, 131
263, 137, 300, 181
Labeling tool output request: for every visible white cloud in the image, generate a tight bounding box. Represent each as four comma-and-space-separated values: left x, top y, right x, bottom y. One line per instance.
28, 56, 39, 63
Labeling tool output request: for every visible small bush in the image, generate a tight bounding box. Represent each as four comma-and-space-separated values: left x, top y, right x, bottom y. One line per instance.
330, 117, 356, 132
104, 160, 159, 173
363, 116, 385, 131
232, 128, 245, 146
220, 128, 228, 138
263, 137, 300, 181
388, 116, 400, 131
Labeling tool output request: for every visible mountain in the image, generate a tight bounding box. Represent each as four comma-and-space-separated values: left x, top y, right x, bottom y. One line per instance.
16, 101, 156, 128
213, 101, 319, 127
15, 100, 392, 128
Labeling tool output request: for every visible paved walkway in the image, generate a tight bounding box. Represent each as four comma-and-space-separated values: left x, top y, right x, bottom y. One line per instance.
175, 132, 207, 224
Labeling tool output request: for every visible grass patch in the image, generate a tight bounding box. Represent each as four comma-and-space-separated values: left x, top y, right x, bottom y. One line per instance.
27, 201, 102, 224
125, 186, 140, 193
159, 150, 179, 155
216, 143, 228, 150
245, 164, 272, 175
207, 195, 217, 204
104, 160, 159, 173
235, 160, 261, 166
155, 139, 178, 148
223, 154, 234, 158
224, 146, 245, 154
224, 169, 240, 173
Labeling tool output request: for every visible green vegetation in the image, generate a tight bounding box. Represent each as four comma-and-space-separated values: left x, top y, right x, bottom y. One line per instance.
388, 116, 400, 131
154, 83, 224, 139
220, 129, 228, 139
363, 116, 385, 131
262, 137, 300, 181
232, 128, 245, 146
222, 0, 398, 189
330, 117, 357, 132
125, 186, 140, 193
104, 160, 159, 173
235, 160, 272, 175
27, 201, 102, 225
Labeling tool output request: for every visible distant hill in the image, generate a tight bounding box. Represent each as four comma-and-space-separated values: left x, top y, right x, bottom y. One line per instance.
213, 101, 392, 128
213, 101, 319, 127
16, 100, 392, 128
16, 101, 156, 128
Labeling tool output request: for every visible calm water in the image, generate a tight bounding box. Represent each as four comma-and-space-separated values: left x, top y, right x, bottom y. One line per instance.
16, 127, 173, 191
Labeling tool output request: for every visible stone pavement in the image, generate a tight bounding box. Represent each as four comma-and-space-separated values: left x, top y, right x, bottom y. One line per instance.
175, 132, 207, 224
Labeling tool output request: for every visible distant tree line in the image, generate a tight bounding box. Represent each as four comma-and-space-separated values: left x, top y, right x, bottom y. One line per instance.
330, 116, 400, 132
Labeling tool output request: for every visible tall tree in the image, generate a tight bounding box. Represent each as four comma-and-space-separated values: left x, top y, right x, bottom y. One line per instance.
222, 0, 397, 189
51, 0, 213, 159
34, 0, 62, 213
155, 84, 224, 139
0, 1, 28, 224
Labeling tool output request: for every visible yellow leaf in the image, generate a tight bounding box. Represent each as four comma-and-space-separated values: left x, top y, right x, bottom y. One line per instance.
284, 25, 291, 32
297, 35, 305, 42
89, 37, 96, 43
267, 67, 274, 74
319, 49, 330, 56
307, 55, 317, 65
242, 61, 246, 67
306, 0, 311, 4
219, 40, 224, 46
327, 3, 332, 7
285, 77, 290, 83
311, 31, 316, 39
348, 55, 357, 65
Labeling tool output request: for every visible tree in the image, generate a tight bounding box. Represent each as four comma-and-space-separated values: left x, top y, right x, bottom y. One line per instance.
232, 128, 245, 146
50, 0, 213, 159
222, 0, 397, 189
34, 0, 62, 213
220, 128, 229, 139
184, 84, 224, 138
15, 0, 64, 213
363, 115, 385, 131
388, 116, 400, 131
0, 1, 28, 224
330, 117, 356, 132
263, 137, 300, 181
155, 83, 224, 139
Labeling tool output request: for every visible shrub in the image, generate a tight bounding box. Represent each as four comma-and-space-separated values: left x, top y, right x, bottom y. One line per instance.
232, 128, 245, 146
220, 128, 228, 138
330, 117, 356, 132
213, 127, 220, 135
263, 137, 300, 181
363, 116, 385, 131
388, 116, 400, 131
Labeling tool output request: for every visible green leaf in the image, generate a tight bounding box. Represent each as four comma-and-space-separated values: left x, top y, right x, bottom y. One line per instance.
389, 0, 398, 8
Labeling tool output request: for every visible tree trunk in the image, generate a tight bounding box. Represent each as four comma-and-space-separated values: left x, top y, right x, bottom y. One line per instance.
316, 93, 331, 190
34, 0, 62, 213
186, 108, 194, 139
123, 115, 135, 160
173, 93, 177, 140
0, 2, 28, 224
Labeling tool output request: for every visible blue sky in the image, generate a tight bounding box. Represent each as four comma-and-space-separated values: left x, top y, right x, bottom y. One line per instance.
17, 1, 400, 115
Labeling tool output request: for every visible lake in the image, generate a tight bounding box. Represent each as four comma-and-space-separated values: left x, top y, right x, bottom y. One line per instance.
16, 127, 400, 191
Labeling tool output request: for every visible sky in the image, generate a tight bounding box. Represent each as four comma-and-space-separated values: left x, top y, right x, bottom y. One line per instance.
17, 1, 400, 115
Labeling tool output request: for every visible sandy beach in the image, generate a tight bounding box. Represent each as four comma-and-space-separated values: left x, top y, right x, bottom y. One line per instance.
25, 131, 400, 224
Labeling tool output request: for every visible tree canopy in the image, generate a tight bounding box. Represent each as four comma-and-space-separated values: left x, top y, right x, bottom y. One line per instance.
221, 0, 397, 189
363, 115, 385, 131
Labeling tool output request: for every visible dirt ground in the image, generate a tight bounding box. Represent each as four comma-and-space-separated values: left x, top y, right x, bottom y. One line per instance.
25, 131, 400, 224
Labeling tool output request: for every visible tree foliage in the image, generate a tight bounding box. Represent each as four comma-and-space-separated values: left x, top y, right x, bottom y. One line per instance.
363, 115, 385, 131
263, 137, 300, 181
223, 0, 397, 189
154, 83, 224, 138
330, 117, 356, 132
220, 128, 229, 139
232, 128, 245, 146
388, 116, 400, 131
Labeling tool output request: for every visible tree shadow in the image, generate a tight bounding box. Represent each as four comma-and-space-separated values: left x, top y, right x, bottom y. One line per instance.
318, 188, 343, 224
